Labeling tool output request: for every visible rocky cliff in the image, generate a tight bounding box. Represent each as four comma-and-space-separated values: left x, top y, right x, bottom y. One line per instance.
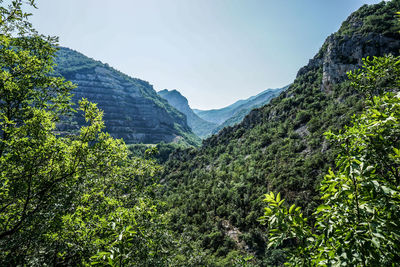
158, 89, 218, 138
54, 47, 200, 145
298, 2, 400, 91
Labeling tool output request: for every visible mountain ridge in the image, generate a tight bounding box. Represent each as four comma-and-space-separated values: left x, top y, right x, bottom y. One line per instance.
210, 85, 289, 134
193, 87, 288, 126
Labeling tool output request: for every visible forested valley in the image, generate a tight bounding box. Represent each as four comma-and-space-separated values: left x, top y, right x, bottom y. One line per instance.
1, 0, 400, 266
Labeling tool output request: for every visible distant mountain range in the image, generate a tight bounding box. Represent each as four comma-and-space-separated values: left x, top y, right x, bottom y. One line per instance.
193, 87, 287, 125
159, 86, 288, 138
54, 47, 200, 146
202, 86, 289, 134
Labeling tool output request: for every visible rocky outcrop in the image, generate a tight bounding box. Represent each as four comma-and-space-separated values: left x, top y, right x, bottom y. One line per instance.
55, 47, 199, 145
323, 33, 400, 90
298, 5, 400, 91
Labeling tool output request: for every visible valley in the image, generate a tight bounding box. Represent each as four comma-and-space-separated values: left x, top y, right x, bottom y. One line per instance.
1, 0, 400, 266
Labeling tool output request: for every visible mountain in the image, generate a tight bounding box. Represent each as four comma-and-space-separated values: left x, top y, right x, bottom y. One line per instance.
194, 86, 288, 126
161, 1, 400, 265
54, 47, 200, 146
159, 87, 286, 138
158, 89, 218, 138
193, 100, 251, 125
211, 85, 289, 134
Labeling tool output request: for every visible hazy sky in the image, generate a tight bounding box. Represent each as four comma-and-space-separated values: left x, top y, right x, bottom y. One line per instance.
29, 0, 383, 110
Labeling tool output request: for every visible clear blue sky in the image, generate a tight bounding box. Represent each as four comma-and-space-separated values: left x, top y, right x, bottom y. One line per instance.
29, 0, 383, 110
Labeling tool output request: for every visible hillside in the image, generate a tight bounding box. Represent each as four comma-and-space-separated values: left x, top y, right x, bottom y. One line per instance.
161, 1, 400, 265
54, 47, 200, 146
158, 89, 218, 138
194, 86, 287, 126
211, 86, 288, 134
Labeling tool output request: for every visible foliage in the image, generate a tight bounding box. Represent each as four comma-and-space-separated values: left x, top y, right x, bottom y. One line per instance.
128, 141, 191, 164
338, 0, 400, 38
260, 55, 400, 266
161, 2, 400, 264
45, 145, 173, 266
0, 0, 75, 244
348, 54, 400, 98
1, 0, 399, 265
0, 1, 174, 265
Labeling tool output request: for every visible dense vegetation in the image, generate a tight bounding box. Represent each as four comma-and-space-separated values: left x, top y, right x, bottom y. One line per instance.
0, 1, 177, 265
161, 1, 400, 265
127, 142, 190, 164
1, 0, 400, 266
338, 1, 400, 38
262, 55, 400, 266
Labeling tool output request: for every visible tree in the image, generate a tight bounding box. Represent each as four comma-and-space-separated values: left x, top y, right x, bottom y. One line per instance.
0, 1, 172, 265
260, 55, 400, 266
0, 0, 76, 242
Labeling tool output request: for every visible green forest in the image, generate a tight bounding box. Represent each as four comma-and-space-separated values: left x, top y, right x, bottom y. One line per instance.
1, 0, 400, 266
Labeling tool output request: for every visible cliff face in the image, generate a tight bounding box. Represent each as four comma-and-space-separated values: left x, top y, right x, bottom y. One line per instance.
158, 89, 191, 115
55, 47, 200, 145
298, 2, 400, 91
158, 89, 218, 138
298, 33, 400, 91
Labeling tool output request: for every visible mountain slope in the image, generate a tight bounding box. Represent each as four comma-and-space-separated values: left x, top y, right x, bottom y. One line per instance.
193, 87, 287, 125
158, 89, 218, 138
211, 86, 289, 134
54, 47, 200, 146
161, 1, 400, 264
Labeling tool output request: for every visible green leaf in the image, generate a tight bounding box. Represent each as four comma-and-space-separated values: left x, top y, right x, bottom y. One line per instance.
289, 204, 296, 214
316, 205, 331, 213
264, 207, 272, 215
371, 237, 380, 249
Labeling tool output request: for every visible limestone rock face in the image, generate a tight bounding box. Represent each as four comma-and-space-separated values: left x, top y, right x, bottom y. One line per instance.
321, 33, 400, 90
55, 47, 198, 145
298, 10, 400, 91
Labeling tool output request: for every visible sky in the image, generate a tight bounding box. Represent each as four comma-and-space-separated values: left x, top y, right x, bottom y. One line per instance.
28, 0, 383, 110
